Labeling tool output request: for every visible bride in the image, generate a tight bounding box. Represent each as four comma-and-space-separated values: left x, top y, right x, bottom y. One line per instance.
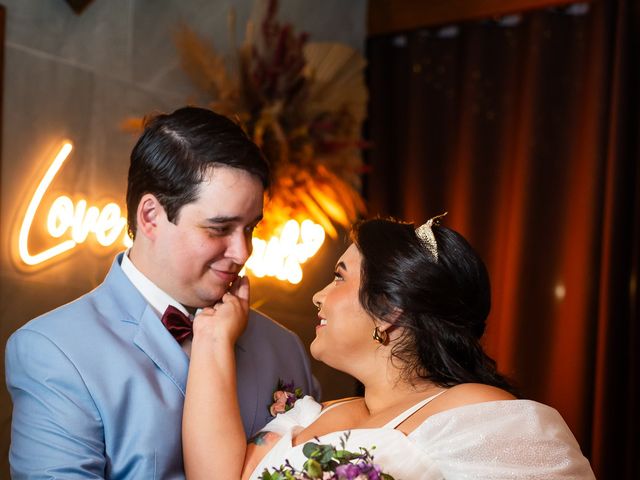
182, 216, 595, 479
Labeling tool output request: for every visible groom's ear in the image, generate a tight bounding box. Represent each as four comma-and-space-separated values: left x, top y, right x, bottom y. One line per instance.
137, 193, 162, 240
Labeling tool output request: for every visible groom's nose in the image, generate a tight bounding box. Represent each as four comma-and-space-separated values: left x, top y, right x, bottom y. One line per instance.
225, 230, 252, 265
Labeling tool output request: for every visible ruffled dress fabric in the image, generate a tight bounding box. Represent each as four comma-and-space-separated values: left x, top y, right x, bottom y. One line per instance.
248, 396, 595, 479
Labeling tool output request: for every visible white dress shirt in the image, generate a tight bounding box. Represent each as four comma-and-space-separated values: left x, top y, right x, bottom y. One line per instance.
120, 251, 193, 356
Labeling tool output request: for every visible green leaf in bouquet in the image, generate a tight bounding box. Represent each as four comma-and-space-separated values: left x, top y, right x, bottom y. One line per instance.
339, 431, 351, 450
318, 444, 336, 464
303, 459, 323, 479
259, 470, 274, 480
325, 459, 340, 471
302, 441, 321, 459
334, 449, 358, 462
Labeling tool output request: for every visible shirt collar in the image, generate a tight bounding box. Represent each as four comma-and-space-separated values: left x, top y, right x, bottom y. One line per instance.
120, 250, 191, 319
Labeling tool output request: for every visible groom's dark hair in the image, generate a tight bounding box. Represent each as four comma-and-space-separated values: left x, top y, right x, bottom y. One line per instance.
126, 106, 270, 239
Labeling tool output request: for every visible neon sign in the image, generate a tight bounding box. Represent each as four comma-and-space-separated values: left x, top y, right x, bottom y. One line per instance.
245, 219, 325, 284
17, 141, 326, 284
18, 142, 132, 266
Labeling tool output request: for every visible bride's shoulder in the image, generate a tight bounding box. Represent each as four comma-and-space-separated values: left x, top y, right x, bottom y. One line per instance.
397, 384, 515, 435
439, 383, 516, 407
410, 389, 595, 479
321, 396, 363, 409
415, 384, 562, 434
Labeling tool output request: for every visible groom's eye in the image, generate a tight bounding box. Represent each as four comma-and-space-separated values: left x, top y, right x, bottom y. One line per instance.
207, 226, 231, 236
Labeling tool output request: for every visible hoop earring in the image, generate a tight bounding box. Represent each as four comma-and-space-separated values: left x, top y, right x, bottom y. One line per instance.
372, 327, 389, 345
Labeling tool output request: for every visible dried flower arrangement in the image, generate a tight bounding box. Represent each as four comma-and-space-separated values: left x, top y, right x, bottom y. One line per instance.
173, 0, 368, 239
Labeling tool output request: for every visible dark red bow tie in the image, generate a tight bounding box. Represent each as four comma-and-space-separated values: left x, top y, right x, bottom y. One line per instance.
161, 305, 192, 343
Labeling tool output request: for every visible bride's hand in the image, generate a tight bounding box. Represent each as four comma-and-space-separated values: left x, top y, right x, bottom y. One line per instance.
192, 276, 250, 347
184, 276, 250, 480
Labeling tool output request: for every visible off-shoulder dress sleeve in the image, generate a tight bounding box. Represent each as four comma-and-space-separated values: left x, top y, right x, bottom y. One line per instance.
259, 396, 323, 437
411, 400, 596, 479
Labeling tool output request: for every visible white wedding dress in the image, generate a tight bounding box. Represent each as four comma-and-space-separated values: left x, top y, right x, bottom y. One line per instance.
249, 394, 595, 479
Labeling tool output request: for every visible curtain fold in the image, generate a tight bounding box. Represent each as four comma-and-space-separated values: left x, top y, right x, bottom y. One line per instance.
591, 0, 640, 476
366, 1, 639, 477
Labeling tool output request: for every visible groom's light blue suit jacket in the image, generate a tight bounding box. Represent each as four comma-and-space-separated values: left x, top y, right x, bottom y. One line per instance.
5, 254, 319, 479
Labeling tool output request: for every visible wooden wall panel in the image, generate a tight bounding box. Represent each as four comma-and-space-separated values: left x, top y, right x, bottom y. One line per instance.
368, 0, 592, 35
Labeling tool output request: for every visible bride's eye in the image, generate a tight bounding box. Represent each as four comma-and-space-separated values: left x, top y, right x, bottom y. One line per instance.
333, 271, 344, 282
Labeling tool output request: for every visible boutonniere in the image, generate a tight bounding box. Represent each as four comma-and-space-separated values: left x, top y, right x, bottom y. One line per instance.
269, 378, 304, 417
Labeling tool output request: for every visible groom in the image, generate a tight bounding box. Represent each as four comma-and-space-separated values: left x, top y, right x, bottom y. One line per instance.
5, 107, 319, 479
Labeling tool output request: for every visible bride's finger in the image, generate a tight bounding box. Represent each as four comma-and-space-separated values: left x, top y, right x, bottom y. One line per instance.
234, 276, 250, 303
211, 293, 239, 314
228, 276, 241, 294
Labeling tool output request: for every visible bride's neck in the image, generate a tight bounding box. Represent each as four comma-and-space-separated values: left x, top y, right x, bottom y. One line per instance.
360, 373, 440, 416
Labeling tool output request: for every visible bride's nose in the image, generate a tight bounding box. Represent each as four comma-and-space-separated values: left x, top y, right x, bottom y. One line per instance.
312, 289, 325, 310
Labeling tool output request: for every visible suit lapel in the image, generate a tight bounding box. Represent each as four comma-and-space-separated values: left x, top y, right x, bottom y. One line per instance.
103, 254, 260, 428
133, 306, 189, 396
133, 311, 259, 433
103, 253, 189, 397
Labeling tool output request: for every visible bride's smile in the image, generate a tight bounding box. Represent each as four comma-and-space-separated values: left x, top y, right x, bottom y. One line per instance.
310, 244, 385, 374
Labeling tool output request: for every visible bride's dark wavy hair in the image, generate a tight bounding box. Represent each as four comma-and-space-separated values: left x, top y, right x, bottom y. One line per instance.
352, 218, 517, 394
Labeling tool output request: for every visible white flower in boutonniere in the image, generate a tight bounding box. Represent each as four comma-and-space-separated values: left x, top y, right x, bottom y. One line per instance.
269, 379, 304, 417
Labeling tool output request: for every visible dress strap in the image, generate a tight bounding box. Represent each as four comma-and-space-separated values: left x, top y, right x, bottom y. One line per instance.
382, 390, 448, 429
317, 397, 362, 418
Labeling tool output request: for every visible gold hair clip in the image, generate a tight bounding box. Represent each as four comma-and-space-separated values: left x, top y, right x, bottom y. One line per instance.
415, 212, 448, 261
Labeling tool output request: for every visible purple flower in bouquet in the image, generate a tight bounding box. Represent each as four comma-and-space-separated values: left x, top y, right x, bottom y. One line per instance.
335, 462, 383, 480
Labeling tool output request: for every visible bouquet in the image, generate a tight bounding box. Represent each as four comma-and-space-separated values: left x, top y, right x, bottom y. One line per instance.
260, 432, 395, 480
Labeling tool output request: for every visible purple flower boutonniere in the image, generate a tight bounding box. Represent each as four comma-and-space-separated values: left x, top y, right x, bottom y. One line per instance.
269, 379, 304, 417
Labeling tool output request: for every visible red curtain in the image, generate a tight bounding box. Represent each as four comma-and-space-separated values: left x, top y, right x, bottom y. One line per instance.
366, 1, 639, 477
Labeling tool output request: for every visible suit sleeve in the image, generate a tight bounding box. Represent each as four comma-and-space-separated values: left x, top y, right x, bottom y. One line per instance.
5, 329, 106, 479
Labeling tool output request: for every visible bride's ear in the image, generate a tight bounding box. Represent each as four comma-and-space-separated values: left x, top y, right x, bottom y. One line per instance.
385, 306, 403, 325
377, 307, 403, 334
